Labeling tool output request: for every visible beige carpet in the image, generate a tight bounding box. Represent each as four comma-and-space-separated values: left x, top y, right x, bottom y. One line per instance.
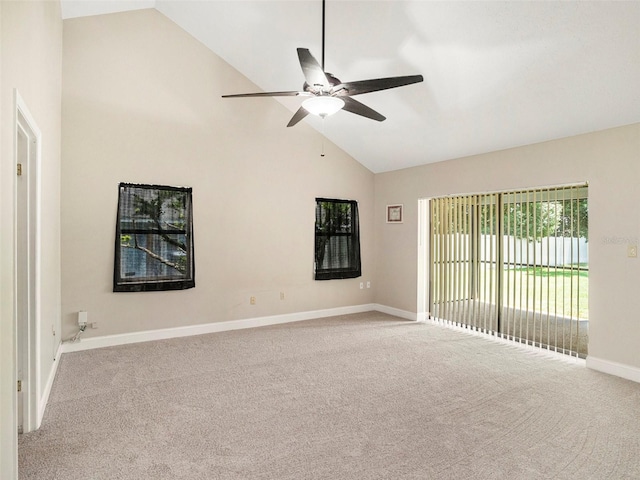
19, 312, 640, 479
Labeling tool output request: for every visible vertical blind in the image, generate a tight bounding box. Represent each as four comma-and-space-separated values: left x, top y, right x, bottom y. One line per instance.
430, 184, 588, 357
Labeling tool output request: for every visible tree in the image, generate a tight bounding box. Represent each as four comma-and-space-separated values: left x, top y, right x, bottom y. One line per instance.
431, 194, 588, 243
480, 198, 587, 242
554, 198, 588, 241
315, 200, 352, 269
502, 201, 563, 241
120, 189, 189, 274
502, 198, 587, 242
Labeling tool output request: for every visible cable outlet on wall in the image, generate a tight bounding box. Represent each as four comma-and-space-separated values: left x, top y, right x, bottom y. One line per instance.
250, 296, 256, 305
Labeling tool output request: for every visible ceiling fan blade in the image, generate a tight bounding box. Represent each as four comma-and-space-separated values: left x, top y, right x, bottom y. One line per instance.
297, 48, 330, 90
341, 97, 386, 122
287, 106, 310, 127
334, 75, 423, 97
222, 91, 307, 98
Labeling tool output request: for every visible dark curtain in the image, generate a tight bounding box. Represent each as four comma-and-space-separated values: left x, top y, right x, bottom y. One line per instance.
315, 198, 361, 280
114, 183, 195, 292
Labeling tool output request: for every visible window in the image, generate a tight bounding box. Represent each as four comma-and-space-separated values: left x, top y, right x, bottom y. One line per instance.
114, 183, 195, 292
315, 198, 361, 280
429, 184, 588, 357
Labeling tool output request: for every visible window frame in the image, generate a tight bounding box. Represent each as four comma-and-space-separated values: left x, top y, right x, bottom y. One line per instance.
428, 184, 588, 357
113, 183, 195, 292
314, 197, 362, 280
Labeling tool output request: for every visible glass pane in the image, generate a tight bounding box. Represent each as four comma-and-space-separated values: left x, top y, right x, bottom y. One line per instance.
115, 183, 194, 291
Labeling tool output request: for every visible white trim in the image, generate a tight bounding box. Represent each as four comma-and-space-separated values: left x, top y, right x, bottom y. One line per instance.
14, 90, 43, 434
56, 303, 640, 388
373, 304, 417, 321
38, 342, 62, 424
586, 356, 640, 384
62, 304, 378, 353
432, 181, 589, 201
417, 198, 430, 323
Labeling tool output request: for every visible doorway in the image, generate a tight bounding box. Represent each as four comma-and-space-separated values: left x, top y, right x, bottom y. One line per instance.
15, 91, 41, 434
420, 184, 588, 358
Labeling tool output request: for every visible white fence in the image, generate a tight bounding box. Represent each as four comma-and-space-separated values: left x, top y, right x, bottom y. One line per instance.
498, 235, 588, 266
434, 234, 588, 267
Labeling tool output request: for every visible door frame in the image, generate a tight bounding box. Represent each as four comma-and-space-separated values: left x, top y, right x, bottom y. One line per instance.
417, 198, 430, 322
14, 90, 42, 434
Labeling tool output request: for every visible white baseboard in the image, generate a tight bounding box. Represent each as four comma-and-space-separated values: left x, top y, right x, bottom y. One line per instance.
60, 305, 639, 385
61, 304, 378, 353
373, 304, 418, 321
39, 341, 62, 425
55, 306, 640, 389
586, 356, 640, 384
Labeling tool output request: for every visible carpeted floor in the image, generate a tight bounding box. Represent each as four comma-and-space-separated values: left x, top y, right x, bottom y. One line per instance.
19, 312, 640, 479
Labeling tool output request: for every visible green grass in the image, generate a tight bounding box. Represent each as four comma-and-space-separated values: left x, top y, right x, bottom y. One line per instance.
436, 262, 589, 320
502, 265, 588, 319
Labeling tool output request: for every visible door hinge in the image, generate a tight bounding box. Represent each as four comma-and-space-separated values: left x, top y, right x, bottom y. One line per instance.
17, 163, 23, 176
17, 380, 22, 392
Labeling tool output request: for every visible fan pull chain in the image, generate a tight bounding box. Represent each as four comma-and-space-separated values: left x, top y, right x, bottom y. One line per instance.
321, 116, 326, 157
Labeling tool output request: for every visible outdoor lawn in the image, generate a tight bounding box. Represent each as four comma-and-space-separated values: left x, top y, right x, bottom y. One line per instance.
502, 264, 588, 320
473, 262, 589, 320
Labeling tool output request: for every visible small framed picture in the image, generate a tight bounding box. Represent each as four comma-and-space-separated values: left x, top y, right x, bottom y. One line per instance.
386, 204, 403, 223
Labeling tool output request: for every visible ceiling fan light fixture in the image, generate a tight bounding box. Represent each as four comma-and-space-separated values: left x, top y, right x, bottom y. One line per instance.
302, 96, 344, 117
221, 0, 423, 128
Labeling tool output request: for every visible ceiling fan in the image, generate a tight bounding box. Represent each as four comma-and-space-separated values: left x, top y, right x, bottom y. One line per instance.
222, 0, 424, 127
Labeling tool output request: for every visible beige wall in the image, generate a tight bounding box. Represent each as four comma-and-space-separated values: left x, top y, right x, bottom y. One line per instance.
0, 1, 62, 478
375, 124, 640, 369
61, 9, 374, 340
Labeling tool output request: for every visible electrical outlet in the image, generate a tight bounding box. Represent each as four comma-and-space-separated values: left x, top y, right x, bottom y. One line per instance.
250, 296, 256, 305
360, 282, 364, 289
280, 292, 285, 300
367, 281, 371, 288
90, 322, 98, 329
629, 245, 638, 258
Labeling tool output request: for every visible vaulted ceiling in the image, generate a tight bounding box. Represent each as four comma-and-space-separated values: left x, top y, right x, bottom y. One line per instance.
61, 0, 640, 173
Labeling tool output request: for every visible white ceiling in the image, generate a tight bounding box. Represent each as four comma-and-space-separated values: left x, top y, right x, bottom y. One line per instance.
61, 0, 640, 173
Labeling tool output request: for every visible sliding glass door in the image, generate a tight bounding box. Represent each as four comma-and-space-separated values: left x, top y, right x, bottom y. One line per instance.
429, 185, 588, 357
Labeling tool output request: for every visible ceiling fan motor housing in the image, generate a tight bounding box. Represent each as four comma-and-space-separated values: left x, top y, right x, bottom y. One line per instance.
304, 72, 342, 96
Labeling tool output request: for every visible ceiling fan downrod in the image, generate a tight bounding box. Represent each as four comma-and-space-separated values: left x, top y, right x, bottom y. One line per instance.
321, 0, 326, 71
221, 0, 424, 127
